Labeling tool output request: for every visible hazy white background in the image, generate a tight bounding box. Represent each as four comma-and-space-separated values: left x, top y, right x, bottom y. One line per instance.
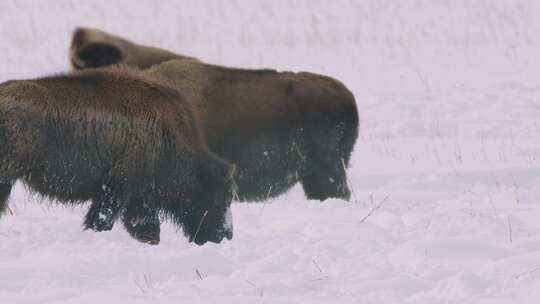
1, 1, 540, 303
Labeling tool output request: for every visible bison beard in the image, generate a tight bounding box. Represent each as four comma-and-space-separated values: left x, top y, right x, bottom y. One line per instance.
0, 68, 235, 245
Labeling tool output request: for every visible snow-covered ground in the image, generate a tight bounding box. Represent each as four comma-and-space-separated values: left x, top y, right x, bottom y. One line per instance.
1, 1, 540, 303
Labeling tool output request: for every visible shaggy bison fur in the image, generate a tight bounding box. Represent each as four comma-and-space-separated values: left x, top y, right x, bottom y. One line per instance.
70, 27, 360, 204
0, 67, 235, 245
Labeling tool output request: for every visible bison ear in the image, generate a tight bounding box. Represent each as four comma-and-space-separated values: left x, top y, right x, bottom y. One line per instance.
72, 42, 123, 69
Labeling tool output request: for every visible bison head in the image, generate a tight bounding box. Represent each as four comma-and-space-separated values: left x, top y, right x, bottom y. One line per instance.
181, 159, 236, 245
72, 42, 123, 69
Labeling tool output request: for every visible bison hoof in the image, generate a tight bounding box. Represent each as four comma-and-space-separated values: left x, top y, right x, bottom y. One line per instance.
132, 234, 160, 245
124, 220, 161, 245
142, 238, 160, 246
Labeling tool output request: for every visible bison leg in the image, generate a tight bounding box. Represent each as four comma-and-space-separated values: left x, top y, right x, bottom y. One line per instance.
121, 199, 160, 245
0, 182, 13, 217
300, 156, 351, 201
300, 124, 352, 201
83, 188, 122, 232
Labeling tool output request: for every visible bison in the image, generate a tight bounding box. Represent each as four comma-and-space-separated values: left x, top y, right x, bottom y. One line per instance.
0, 67, 235, 245
69, 27, 360, 203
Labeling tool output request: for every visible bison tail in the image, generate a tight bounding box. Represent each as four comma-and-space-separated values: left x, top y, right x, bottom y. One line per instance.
0, 112, 14, 217
338, 85, 359, 168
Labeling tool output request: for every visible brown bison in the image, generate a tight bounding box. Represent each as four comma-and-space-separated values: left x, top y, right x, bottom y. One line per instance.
0, 67, 235, 245
70, 27, 359, 204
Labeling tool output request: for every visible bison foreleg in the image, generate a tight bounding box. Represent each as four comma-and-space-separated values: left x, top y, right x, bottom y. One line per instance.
83, 188, 122, 232
0, 182, 13, 218
301, 161, 350, 201
121, 200, 161, 245
300, 145, 351, 202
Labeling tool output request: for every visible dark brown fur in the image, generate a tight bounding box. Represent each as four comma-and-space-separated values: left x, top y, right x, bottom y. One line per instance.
69, 28, 359, 203
0, 67, 235, 245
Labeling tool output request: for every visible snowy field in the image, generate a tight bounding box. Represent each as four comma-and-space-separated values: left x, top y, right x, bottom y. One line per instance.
1, 1, 540, 303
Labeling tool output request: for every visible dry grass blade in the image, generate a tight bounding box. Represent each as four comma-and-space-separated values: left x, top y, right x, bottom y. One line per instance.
312, 258, 323, 273
195, 269, 204, 280
514, 266, 540, 279
258, 186, 273, 217
359, 193, 391, 224
245, 279, 264, 297
192, 210, 209, 243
